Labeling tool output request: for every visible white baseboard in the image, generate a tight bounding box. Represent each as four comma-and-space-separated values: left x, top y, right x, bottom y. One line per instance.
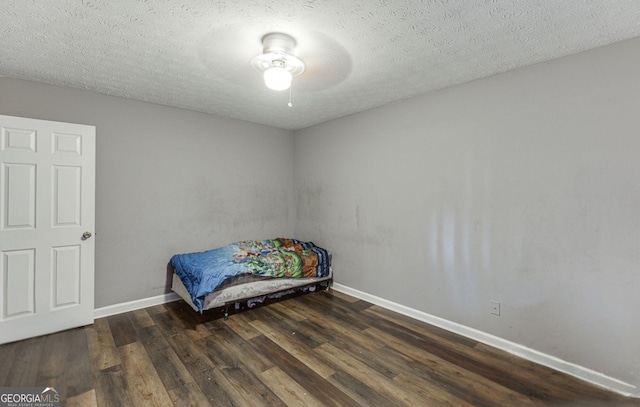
94, 292, 181, 319
332, 283, 638, 398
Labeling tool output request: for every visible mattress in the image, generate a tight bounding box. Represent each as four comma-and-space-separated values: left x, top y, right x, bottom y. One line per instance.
171, 269, 333, 312
169, 238, 331, 312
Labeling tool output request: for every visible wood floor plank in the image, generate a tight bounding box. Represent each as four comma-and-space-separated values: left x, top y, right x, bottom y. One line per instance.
137, 325, 197, 393
297, 316, 400, 379
167, 381, 212, 407
315, 342, 428, 407
164, 300, 219, 329
365, 305, 479, 347
36, 327, 93, 399
165, 331, 236, 405
367, 309, 583, 403
250, 334, 360, 407
94, 365, 135, 407
380, 341, 551, 407
64, 327, 95, 397
254, 305, 327, 348
261, 366, 326, 407
325, 328, 406, 379
472, 342, 621, 402
311, 291, 372, 312
393, 371, 476, 407
0, 340, 19, 384
118, 341, 173, 407
365, 325, 539, 407
184, 323, 212, 341
145, 303, 169, 316
2, 335, 46, 386
86, 317, 121, 371
250, 318, 335, 378
207, 362, 285, 407
375, 341, 487, 403
199, 320, 275, 375
223, 312, 263, 340
149, 308, 182, 337
286, 300, 388, 353
365, 305, 582, 402
107, 313, 138, 347
327, 289, 360, 303
192, 324, 284, 406
326, 369, 401, 407
297, 293, 372, 330
269, 300, 309, 322
66, 389, 98, 407
36, 330, 69, 389
130, 308, 156, 329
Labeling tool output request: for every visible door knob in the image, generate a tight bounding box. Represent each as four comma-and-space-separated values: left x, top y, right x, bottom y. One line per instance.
82, 231, 92, 239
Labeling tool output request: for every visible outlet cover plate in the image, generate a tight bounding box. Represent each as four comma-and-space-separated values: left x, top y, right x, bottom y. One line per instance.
491, 301, 501, 316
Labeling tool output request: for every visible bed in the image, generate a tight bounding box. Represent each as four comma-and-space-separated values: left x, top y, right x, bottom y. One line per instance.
170, 238, 332, 319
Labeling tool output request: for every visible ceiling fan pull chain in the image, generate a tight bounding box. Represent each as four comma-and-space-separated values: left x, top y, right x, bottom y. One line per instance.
288, 84, 293, 107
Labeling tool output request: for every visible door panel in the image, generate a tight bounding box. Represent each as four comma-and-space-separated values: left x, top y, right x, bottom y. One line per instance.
53, 131, 82, 155
2, 163, 36, 230
0, 115, 95, 344
2, 127, 37, 152
52, 245, 81, 308
2, 249, 35, 318
53, 165, 82, 226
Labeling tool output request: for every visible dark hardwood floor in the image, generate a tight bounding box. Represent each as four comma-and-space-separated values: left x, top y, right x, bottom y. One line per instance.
1, 289, 638, 406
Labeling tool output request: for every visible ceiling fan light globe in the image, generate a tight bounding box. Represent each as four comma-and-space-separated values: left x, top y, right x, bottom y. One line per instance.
264, 66, 292, 91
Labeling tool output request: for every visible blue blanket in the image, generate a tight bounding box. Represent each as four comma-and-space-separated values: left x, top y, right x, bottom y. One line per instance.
171, 238, 330, 312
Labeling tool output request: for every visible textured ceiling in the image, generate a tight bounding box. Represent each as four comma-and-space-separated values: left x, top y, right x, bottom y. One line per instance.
1, 1, 639, 130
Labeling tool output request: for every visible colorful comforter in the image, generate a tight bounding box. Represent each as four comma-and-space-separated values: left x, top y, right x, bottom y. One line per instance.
170, 238, 330, 312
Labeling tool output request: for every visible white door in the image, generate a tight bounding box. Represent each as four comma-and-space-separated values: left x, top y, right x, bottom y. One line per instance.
0, 115, 95, 344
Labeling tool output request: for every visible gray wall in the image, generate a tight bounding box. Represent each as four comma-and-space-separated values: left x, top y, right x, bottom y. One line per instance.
0, 78, 295, 308
294, 37, 640, 392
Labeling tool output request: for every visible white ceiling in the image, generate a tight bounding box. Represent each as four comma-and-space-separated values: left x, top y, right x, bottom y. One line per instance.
1, 1, 639, 130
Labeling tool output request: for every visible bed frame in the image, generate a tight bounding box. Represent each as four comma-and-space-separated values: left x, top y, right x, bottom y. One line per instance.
171, 270, 333, 319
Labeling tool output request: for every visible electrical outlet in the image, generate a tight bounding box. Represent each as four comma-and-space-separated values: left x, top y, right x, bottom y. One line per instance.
490, 301, 501, 316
